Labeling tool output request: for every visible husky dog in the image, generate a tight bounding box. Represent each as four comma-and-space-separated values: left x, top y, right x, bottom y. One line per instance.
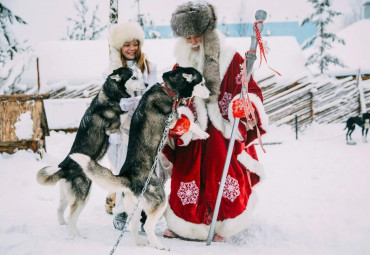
36, 67, 147, 238
344, 112, 370, 142
70, 67, 210, 250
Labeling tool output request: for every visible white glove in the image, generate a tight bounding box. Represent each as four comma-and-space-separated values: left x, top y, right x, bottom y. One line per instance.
119, 97, 141, 112
108, 132, 122, 145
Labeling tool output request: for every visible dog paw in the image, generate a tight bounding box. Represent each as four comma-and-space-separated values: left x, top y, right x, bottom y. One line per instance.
154, 243, 170, 251
58, 219, 66, 225
135, 236, 149, 246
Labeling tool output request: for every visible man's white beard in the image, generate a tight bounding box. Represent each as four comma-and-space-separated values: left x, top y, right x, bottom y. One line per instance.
175, 38, 204, 74
187, 43, 204, 73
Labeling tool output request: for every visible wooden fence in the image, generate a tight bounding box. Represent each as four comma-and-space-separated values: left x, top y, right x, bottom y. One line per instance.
258, 73, 364, 130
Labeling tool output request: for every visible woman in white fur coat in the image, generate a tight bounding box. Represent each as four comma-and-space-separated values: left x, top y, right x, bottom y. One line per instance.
105, 21, 157, 230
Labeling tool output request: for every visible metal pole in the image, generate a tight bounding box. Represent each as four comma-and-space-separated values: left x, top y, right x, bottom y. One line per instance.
206, 10, 267, 246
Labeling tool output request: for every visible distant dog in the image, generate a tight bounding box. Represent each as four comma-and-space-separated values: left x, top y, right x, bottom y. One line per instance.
70, 67, 210, 250
36, 67, 147, 237
344, 112, 370, 142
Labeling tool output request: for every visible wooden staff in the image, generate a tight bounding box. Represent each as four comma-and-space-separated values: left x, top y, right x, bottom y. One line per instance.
206, 9, 267, 246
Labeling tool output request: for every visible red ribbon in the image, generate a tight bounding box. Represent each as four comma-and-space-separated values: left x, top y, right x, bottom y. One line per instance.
241, 53, 266, 153
254, 21, 282, 76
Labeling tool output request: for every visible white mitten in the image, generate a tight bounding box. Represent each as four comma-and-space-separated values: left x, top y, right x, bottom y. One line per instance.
119, 97, 141, 112
108, 132, 122, 145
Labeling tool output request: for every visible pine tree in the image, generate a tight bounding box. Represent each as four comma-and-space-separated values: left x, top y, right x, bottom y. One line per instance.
0, 3, 32, 94
301, 0, 346, 74
64, 0, 107, 40
0, 3, 30, 67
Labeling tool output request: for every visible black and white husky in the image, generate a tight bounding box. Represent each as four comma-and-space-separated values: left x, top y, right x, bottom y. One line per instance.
36, 67, 147, 238
70, 67, 210, 250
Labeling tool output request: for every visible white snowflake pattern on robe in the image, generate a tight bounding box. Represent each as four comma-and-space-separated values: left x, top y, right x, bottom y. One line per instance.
222, 175, 240, 202
177, 180, 199, 205
219, 92, 232, 116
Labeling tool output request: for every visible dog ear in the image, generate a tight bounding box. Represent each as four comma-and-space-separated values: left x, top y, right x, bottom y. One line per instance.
182, 73, 193, 83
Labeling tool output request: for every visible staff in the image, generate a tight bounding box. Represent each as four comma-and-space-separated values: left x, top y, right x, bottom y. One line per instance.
206, 9, 267, 246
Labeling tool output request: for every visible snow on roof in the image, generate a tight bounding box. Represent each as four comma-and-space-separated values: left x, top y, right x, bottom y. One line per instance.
325, 19, 370, 76
26, 35, 308, 89
35, 40, 109, 87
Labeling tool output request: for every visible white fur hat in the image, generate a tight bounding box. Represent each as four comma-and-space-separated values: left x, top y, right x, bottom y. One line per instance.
108, 22, 145, 50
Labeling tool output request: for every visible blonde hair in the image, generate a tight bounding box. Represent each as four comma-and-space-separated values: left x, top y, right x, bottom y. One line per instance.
120, 41, 151, 74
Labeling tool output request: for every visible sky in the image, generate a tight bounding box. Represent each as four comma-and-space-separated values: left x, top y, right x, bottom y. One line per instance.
1, 0, 358, 47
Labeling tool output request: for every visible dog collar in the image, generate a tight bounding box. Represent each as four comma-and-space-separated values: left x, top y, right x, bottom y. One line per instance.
161, 82, 181, 111
161, 82, 177, 99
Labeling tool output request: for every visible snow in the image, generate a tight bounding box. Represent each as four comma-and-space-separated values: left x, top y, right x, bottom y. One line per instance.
1, 124, 370, 255
1, 0, 370, 254
14, 111, 33, 140
326, 19, 370, 76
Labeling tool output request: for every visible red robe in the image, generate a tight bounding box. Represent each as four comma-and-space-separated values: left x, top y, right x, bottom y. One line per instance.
163, 51, 268, 240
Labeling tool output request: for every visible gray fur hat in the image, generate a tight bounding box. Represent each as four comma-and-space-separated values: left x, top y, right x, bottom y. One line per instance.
171, 1, 221, 103
170, 1, 217, 37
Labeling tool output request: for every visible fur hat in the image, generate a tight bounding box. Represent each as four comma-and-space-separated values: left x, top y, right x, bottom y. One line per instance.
171, 1, 220, 103
170, 1, 217, 37
109, 22, 145, 50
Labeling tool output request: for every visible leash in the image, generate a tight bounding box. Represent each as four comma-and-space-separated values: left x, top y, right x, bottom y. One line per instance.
109, 109, 175, 255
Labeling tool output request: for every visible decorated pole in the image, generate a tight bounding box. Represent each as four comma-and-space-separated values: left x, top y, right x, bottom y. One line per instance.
109, 0, 118, 25
206, 10, 267, 246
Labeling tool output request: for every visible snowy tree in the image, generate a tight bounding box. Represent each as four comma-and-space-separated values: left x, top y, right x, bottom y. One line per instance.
133, 0, 160, 39
343, 0, 363, 26
301, 0, 346, 74
0, 3, 32, 94
63, 0, 107, 40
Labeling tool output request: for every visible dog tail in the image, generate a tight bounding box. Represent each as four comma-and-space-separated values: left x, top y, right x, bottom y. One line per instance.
69, 153, 130, 192
36, 166, 63, 185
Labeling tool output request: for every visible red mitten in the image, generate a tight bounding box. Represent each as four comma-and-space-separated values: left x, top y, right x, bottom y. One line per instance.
232, 99, 246, 118
170, 117, 191, 136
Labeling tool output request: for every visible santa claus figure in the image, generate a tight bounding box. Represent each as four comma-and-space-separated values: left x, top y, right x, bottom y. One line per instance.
162, 1, 269, 242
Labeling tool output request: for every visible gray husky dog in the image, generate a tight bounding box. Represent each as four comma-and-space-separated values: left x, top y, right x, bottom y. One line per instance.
36, 67, 147, 238
70, 67, 210, 250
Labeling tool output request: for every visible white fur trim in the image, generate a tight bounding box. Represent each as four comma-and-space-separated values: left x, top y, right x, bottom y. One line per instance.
176, 105, 209, 146
237, 151, 265, 182
215, 192, 258, 237
164, 206, 210, 240
193, 97, 208, 131
109, 22, 145, 50
176, 106, 194, 146
218, 31, 236, 81
164, 191, 258, 239
207, 102, 243, 141
248, 93, 269, 131
177, 106, 194, 123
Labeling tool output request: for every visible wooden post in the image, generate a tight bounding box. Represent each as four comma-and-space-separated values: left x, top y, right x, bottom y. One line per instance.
357, 68, 366, 114
37, 57, 40, 93
295, 115, 298, 140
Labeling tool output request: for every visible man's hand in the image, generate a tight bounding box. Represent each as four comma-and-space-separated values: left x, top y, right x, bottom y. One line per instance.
232, 99, 246, 118
170, 117, 191, 136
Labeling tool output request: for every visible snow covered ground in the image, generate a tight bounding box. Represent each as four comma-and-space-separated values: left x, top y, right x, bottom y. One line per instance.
1, 123, 369, 255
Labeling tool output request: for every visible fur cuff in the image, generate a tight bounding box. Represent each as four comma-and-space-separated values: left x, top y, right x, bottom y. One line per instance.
237, 151, 265, 182
176, 106, 209, 146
